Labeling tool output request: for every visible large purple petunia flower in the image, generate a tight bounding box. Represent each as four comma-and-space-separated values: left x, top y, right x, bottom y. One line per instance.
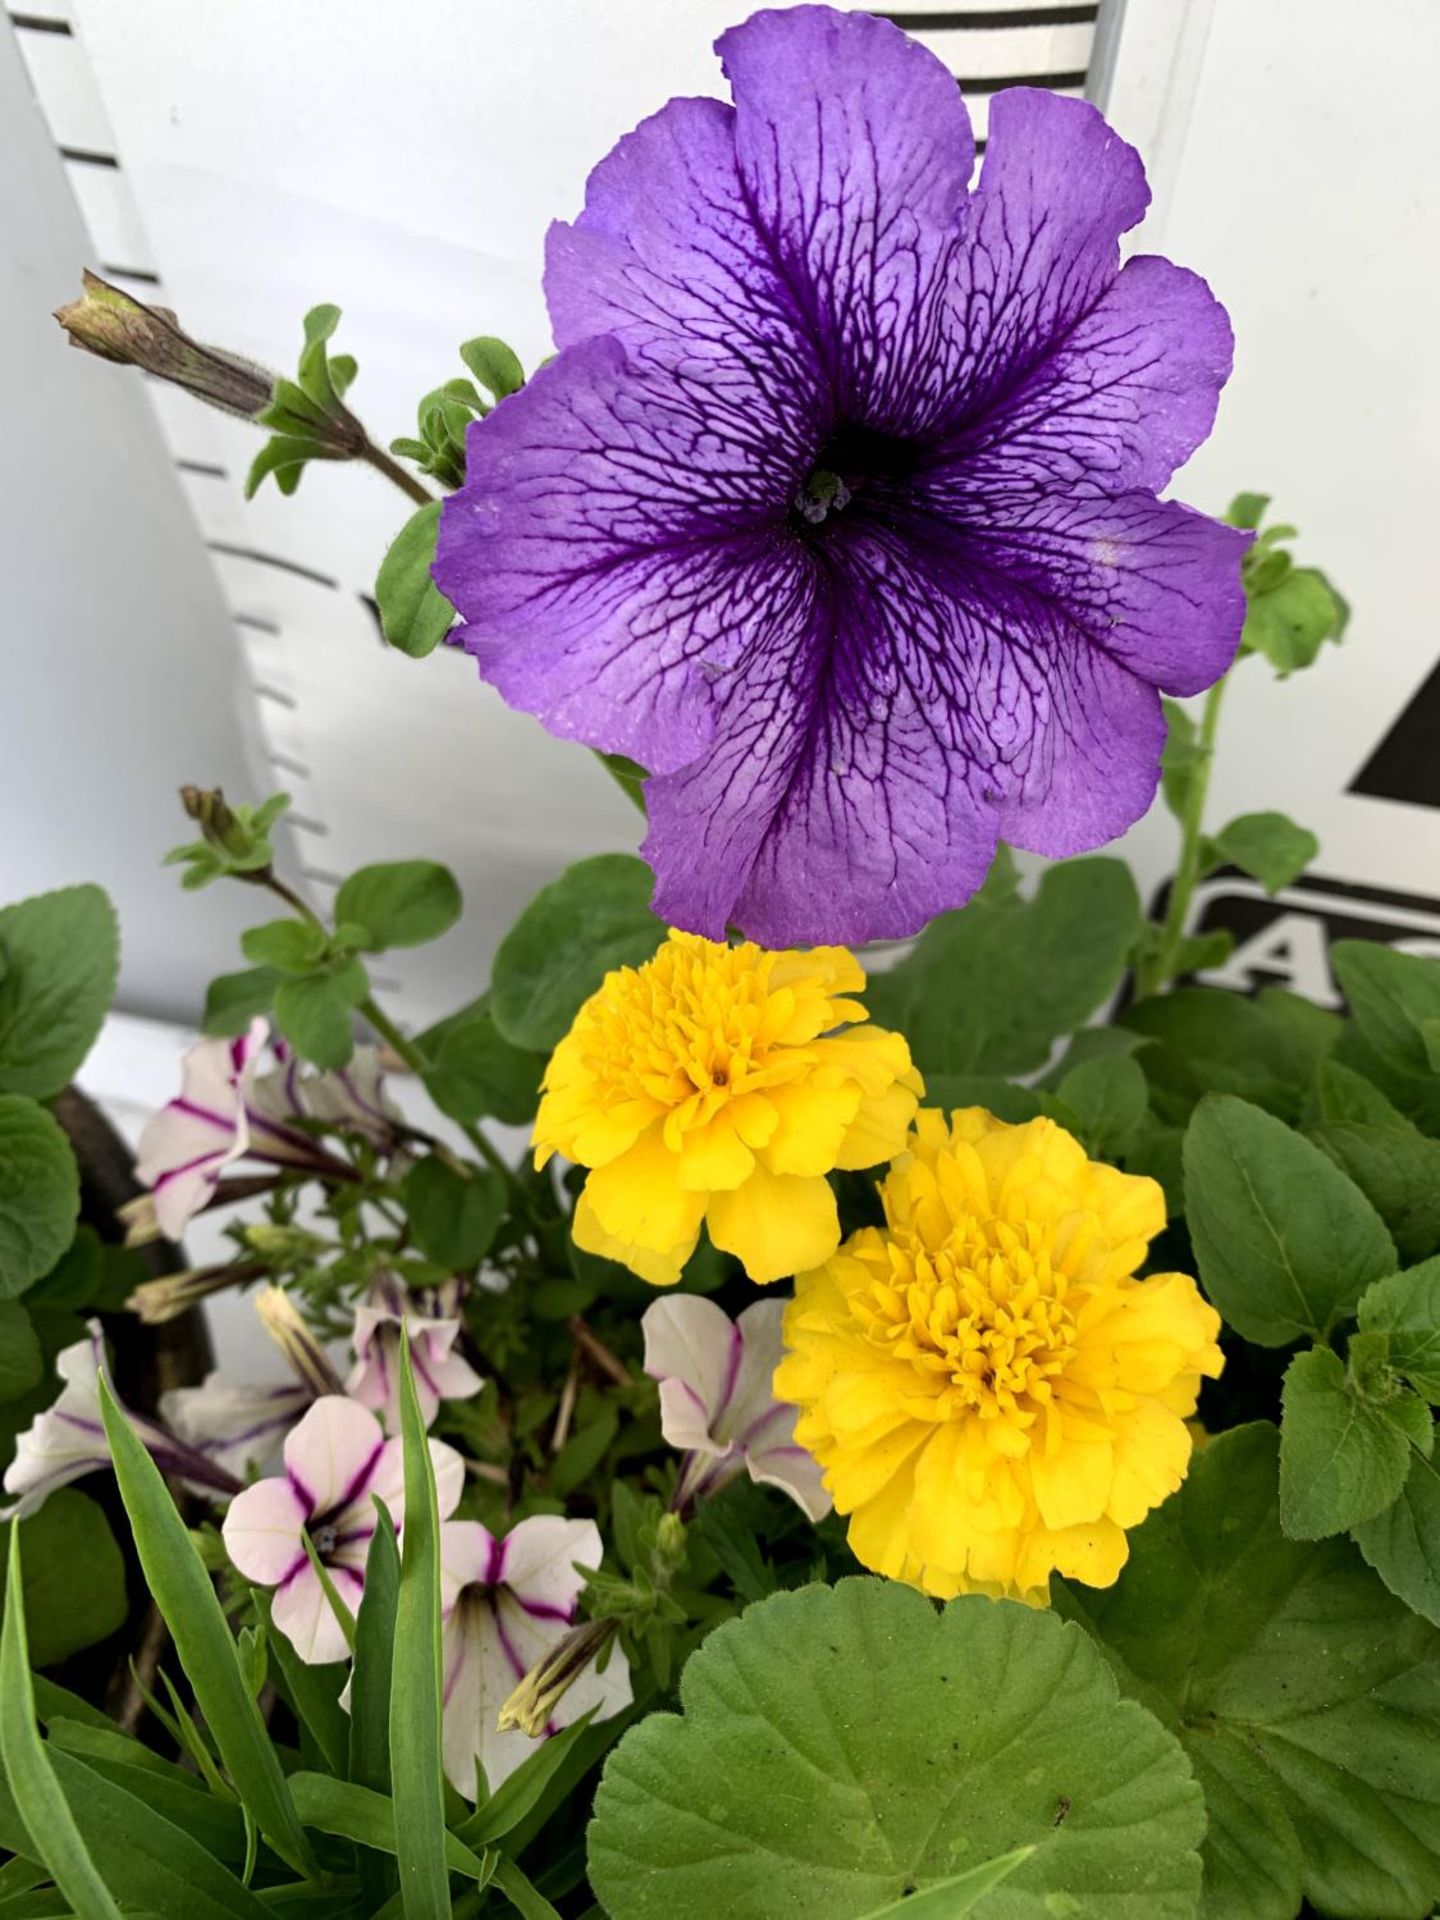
435, 5, 1248, 945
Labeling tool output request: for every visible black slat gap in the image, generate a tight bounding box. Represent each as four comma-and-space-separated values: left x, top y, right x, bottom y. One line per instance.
252, 682, 297, 710
100, 263, 161, 285
266, 750, 311, 778
880, 5, 1096, 26
300, 867, 343, 888
176, 458, 228, 479
207, 540, 340, 589
232, 611, 281, 636
286, 813, 329, 836
957, 66, 1088, 93
8, 12, 73, 33
61, 145, 120, 168
974, 136, 988, 155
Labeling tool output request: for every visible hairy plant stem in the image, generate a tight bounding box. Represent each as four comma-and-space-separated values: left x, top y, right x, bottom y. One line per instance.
258, 874, 532, 1216
1135, 670, 1230, 999
358, 439, 435, 509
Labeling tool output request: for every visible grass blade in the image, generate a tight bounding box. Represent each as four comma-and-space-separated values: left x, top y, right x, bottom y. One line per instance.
349, 1496, 401, 1794
855, 1846, 1036, 1918
455, 1709, 595, 1848
97, 1376, 314, 1876
0, 1525, 121, 1920
289, 1775, 494, 1882
389, 1332, 451, 1918
490, 1857, 562, 1920
260, 1598, 349, 1779
47, 1749, 272, 1920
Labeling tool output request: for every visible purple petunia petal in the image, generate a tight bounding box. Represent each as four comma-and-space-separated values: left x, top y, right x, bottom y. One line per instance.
719, 5, 974, 433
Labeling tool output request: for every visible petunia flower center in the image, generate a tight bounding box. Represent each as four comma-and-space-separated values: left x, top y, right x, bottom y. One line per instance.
852, 1216, 1078, 1425
311, 1520, 339, 1556
790, 425, 917, 534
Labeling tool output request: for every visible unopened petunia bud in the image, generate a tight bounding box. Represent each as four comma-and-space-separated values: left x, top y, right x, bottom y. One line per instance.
180, 786, 253, 860
256, 1286, 344, 1398
496, 1617, 619, 1737
127, 1260, 262, 1325
56, 271, 276, 419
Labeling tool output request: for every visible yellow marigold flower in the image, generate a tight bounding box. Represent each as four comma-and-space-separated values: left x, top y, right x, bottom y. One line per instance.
534, 932, 922, 1287
775, 1108, 1223, 1604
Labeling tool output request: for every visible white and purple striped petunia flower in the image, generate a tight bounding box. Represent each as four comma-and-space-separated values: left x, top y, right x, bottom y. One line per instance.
134, 1018, 345, 1241
261, 1042, 403, 1152
222, 1395, 463, 1665
160, 1370, 312, 1482
1, 1321, 245, 1519
346, 1276, 484, 1433
434, 4, 1249, 946
438, 1515, 632, 1797
641, 1295, 830, 1520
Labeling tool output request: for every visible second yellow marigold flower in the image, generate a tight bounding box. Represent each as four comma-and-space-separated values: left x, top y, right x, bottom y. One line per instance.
533, 932, 922, 1286
775, 1108, 1224, 1603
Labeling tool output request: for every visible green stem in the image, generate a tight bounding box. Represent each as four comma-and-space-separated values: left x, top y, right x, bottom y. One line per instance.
1137, 670, 1229, 999
262, 876, 533, 1217
358, 439, 435, 509
358, 996, 534, 1215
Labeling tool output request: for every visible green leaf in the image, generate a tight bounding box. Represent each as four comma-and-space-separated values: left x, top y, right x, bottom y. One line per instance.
1182, 1093, 1396, 1343
0, 1491, 126, 1665
1279, 1345, 1429, 1538
258, 1597, 348, 1778
389, 1336, 450, 1919
0, 1303, 41, 1401
1055, 1054, 1149, 1162
1354, 1435, 1440, 1624
866, 858, 1141, 1080
596, 751, 649, 815
349, 1500, 400, 1800
96, 1377, 314, 1876
1121, 986, 1338, 1127
243, 434, 325, 499
0, 887, 119, 1099
402, 1158, 505, 1270
374, 504, 456, 659
1333, 940, 1440, 1085
44, 1747, 270, 1920
1308, 1062, 1440, 1264
0, 1526, 122, 1920
454, 1711, 597, 1849
239, 918, 329, 974
490, 1857, 561, 1920
1243, 566, 1343, 675
1226, 491, 1271, 530
854, 1849, 1035, 1919
0, 1098, 80, 1301
459, 337, 524, 401
202, 967, 281, 1037
587, 1578, 1204, 1920
1159, 699, 1203, 823
288, 1774, 493, 1880
491, 854, 665, 1052
1210, 811, 1318, 895
550, 1404, 619, 1500
1057, 1422, 1440, 1920
272, 957, 370, 1070
1358, 1258, 1440, 1399
334, 860, 461, 952
417, 995, 544, 1127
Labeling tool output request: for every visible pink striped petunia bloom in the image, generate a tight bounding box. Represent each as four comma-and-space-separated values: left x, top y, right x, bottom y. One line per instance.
222, 1395, 463, 1664
642, 1294, 830, 1520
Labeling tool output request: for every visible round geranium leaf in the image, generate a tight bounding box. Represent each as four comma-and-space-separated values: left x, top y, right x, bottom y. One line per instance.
587, 1577, 1204, 1920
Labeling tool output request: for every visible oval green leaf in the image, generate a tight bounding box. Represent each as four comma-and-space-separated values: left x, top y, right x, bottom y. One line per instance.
0, 1096, 80, 1300
0, 886, 119, 1100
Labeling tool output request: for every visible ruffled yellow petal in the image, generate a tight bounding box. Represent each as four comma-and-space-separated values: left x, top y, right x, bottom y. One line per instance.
707, 1164, 840, 1285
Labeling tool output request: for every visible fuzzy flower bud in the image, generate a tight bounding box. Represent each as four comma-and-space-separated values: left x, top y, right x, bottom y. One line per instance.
56, 271, 276, 419
496, 1616, 620, 1737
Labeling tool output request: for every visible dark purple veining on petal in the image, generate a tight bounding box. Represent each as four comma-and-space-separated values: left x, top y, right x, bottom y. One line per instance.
434, 5, 1247, 944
